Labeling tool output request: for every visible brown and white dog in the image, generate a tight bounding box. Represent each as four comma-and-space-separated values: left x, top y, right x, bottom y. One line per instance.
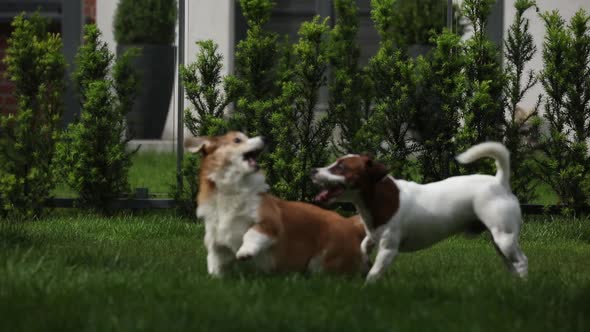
185, 131, 367, 276
312, 142, 528, 283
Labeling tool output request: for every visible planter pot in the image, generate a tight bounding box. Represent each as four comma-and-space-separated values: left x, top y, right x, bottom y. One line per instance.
117, 44, 176, 139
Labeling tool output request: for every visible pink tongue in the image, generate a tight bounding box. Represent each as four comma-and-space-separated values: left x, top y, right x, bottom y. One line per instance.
314, 189, 330, 202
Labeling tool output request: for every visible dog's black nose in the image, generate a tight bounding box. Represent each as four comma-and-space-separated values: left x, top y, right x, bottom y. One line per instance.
260, 136, 267, 144
310, 168, 318, 176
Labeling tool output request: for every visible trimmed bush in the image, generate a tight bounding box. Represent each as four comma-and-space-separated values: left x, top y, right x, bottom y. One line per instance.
0, 13, 65, 219
228, 0, 286, 187
459, 0, 506, 157
172, 40, 231, 216
55, 25, 138, 213
386, 0, 464, 48
414, 30, 466, 182
362, 0, 419, 177
270, 16, 333, 201
176, 1, 585, 210
503, 0, 541, 202
113, 0, 177, 44
182, 40, 233, 137
534, 9, 590, 211
328, 0, 374, 155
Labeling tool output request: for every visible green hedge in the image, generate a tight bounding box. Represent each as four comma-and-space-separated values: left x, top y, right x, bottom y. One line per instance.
2, 1, 590, 215
55, 25, 139, 214
0, 13, 65, 219
189, 0, 589, 210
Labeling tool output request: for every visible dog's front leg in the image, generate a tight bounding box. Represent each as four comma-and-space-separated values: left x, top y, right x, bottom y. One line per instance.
236, 226, 276, 261
204, 225, 235, 277
365, 232, 399, 283
207, 246, 234, 277
361, 235, 376, 257
360, 235, 376, 272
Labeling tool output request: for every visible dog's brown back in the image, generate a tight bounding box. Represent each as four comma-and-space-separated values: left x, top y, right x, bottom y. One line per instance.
256, 194, 366, 274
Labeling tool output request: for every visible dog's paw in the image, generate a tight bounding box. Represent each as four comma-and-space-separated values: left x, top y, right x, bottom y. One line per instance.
236, 250, 254, 261
207, 266, 225, 277
365, 271, 381, 284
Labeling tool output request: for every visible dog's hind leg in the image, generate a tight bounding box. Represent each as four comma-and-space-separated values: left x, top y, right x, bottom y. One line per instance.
474, 197, 528, 278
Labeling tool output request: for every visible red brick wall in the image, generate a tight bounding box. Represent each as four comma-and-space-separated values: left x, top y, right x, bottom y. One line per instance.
85, 0, 97, 24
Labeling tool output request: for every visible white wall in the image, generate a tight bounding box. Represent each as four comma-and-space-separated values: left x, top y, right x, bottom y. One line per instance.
96, 0, 235, 140
185, 0, 235, 76
176, 0, 235, 139
96, 0, 117, 56
504, 0, 590, 113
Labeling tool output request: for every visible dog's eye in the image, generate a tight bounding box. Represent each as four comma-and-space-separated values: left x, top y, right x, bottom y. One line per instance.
335, 163, 344, 171
234, 137, 242, 144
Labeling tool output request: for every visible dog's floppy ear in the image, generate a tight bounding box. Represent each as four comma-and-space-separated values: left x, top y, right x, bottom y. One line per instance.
365, 156, 388, 182
184, 136, 213, 155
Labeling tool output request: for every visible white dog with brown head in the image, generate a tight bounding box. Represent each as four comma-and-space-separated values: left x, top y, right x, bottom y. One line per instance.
185, 132, 367, 277
312, 142, 528, 283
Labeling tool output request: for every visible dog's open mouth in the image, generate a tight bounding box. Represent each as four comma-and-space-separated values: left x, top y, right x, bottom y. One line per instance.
243, 148, 262, 170
314, 185, 345, 203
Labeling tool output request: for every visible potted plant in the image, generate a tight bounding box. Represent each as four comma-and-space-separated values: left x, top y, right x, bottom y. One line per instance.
114, 0, 177, 138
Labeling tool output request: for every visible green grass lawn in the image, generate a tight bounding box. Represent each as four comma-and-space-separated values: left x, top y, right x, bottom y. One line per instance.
1, 213, 589, 332
127, 152, 177, 196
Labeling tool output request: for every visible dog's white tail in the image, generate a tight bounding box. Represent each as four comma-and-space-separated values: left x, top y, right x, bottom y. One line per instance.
456, 142, 511, 188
